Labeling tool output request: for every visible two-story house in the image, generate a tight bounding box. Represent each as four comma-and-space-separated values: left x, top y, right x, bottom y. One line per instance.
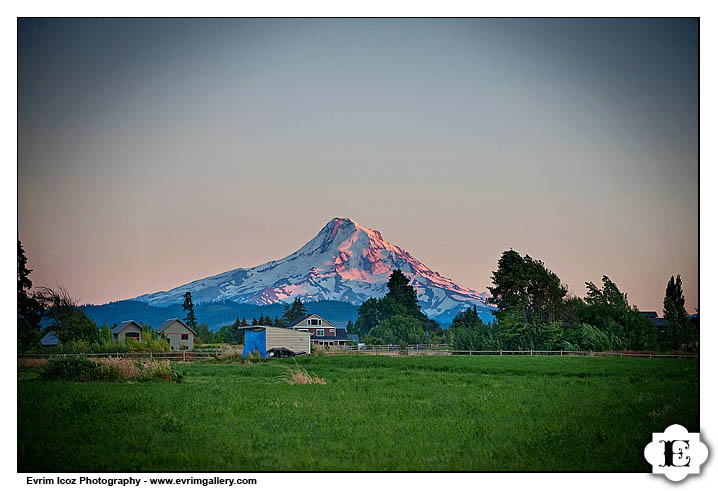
287, 313, 349, 347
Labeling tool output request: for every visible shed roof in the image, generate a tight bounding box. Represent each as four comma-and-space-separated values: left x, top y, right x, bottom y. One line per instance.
156, 318, 196, 335
112, 320, 142, 334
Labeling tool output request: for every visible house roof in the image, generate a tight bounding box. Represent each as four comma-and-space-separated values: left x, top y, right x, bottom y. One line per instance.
112, 320, 142, 334
312, 329, 348, 340
156, 318, 196, 335
288, 313, 335, 327
347, 334, 360, 343
40, 331, 59, 346
639, 311, 659, 318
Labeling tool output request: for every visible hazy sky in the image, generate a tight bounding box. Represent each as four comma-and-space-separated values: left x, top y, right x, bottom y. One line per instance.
18, 18, 698, 311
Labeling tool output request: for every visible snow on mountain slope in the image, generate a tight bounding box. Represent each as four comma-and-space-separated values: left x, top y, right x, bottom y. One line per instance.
133, 218, 492, 321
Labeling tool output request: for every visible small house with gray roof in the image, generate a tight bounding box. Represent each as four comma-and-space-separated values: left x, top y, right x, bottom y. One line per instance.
156, 318, 195, 350
40, 331, 59, 347
112, 320, 143, 343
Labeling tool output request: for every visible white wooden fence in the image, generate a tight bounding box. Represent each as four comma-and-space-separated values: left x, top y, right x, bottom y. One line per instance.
334, 345, 696, 359
18, 347, 696, 361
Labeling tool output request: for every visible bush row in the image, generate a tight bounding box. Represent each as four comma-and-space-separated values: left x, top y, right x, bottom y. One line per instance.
40, 355, 182, 383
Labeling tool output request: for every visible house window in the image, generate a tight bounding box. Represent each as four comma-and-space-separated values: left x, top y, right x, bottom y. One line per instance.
309, 318, 322, 326
316, 329, 324, 337
125, 332, 140, 339
181, 334, 189, 340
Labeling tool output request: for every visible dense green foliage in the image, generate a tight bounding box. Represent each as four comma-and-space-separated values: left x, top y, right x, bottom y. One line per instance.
17, 240, 43, 352
215, 317, 248, 344
356, 270, 442, 344
37, 286, 101, 345
663, 275, 697, 352
481, 250, 696, 353
449, 306, 500, 350
18, 356, 698, 471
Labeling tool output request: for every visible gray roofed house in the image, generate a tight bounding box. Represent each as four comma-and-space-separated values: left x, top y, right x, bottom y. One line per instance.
156, 318, 195, 350
40, 331, 59, 346
112, 320, 143, 343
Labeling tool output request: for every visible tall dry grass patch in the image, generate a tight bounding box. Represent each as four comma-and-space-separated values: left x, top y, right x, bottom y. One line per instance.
285, 365, 326, 385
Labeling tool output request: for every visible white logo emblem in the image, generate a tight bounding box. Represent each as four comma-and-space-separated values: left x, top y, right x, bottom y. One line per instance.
644, 424, 708, 482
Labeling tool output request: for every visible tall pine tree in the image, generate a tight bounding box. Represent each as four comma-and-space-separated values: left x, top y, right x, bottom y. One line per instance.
182, 291, 197, 328
17, 240, 43, 351
663, 275, 690, 351
281, 298, 308, 325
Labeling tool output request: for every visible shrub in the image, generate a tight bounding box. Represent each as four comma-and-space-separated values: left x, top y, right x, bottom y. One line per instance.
133, 359, 183, 383
144, 338, 171, 352
40, 356, 182, 383
40, 356, 107, 382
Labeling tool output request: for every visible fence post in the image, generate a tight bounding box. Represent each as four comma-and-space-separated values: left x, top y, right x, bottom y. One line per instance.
183, 351, 186, 362
500, 350, 503, 356
530, 349, 533, 356
560, 350, 563, 356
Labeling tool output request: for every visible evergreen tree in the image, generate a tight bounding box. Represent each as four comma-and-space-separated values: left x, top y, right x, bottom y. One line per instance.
355, 270, 441, 342
663, 275, 691, 351
182, 291, 197, 328
17, 240, 43, 351
385, 269, 422, 318
281, 298, 308, 325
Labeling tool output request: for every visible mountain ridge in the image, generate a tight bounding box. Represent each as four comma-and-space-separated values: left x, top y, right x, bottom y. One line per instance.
132, 218, 492, 322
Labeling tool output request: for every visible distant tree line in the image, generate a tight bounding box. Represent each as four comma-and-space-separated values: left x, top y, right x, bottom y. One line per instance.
449, 250, 698, 353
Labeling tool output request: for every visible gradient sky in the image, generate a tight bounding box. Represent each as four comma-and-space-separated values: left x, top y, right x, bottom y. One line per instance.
18, 18, 698, 312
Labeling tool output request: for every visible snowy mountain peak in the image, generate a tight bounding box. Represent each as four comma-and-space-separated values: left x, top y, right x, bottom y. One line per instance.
133, 218, 492, 322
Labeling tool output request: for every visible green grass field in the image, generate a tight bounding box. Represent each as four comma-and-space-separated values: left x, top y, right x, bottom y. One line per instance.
18, 355, 699, 472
